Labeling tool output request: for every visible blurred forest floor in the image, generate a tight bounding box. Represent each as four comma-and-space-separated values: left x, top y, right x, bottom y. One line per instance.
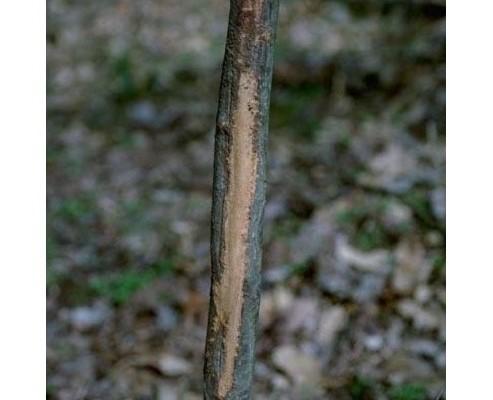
47, 0, 445, 399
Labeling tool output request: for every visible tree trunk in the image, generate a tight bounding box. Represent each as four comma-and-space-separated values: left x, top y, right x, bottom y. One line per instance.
204, 0, 279, 398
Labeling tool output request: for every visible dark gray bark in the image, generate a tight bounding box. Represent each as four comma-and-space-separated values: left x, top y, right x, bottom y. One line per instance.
204, 0, 279, 399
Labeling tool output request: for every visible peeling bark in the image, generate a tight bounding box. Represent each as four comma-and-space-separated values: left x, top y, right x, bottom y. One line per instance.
204, 0, 279, 398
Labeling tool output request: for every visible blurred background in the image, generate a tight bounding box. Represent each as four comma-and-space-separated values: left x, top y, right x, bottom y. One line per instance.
47, 0, 445, 399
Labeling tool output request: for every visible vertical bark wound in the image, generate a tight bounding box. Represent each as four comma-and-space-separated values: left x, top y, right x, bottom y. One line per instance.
215, 72, 259, 398
205, 0, 278, 397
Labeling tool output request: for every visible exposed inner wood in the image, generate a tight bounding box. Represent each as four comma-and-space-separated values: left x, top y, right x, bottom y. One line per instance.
214, 71, 259, 398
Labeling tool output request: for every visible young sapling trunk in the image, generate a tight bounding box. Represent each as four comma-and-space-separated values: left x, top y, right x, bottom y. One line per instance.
204, 0, 279, 398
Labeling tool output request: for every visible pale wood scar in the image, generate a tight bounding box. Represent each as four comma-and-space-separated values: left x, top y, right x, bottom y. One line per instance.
214, 71, 259, 398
